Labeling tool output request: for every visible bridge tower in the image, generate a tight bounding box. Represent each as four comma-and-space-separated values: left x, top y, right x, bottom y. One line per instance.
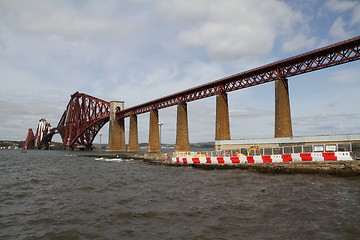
175, 102, 191, 152
215, 92, 231, 141
128, 114, 140, 152
148, 109, 161, 152
274, 77, 293, 138
108, 101, 126, 151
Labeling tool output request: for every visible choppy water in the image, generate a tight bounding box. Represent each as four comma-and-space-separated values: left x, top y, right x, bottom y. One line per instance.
1, 150, 359, 240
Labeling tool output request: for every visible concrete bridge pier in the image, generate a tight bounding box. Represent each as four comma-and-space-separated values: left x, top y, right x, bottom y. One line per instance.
215, 92, 231, 141
274, 77, 293, 138
175, 102, 190, 152
148, 109, 161, 152
108, 101, 126, 151
128, 114, 140, 152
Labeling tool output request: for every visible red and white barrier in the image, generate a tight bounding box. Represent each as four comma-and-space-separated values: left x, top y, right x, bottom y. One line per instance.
172, 152, 353, 164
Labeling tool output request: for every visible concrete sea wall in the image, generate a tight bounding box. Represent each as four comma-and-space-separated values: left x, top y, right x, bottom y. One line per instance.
82, 152, 360, 176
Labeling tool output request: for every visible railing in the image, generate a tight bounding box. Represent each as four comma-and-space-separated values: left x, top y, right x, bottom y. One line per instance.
173, 143, 353, 158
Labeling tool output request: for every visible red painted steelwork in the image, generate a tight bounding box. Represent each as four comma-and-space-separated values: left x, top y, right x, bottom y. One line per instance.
23, 37, 359, 150
116, 36, 360, 118
22, 128, 36, 151
34, 119, 52, 149
37, 128, 58, 150
56, 92, 110, 150
22, 120, 57, 150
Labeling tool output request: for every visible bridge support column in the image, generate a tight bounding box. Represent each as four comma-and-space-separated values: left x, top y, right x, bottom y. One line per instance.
128, 114, 140, 152
215, 92, 231, 141
175, 102, 190, 152
148, 109, 161, 152
274, 77, 293, 138
108, 101, 126, 151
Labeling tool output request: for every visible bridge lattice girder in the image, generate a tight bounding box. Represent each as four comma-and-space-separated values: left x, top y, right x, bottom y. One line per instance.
22, 119, 57, 150
34, 118, 53, 149
22, 36, 360, 150
56, 92, 110, 149
116, 36, 360, 118
22, 128, 36, 151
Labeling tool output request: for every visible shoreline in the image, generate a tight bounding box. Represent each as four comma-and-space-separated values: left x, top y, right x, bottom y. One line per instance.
80, 152, 360, 176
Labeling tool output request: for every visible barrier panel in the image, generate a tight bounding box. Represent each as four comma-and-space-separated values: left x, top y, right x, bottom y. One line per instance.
300, 153, 312, 161
172, 152, 354, 165
322, 152, 337, 161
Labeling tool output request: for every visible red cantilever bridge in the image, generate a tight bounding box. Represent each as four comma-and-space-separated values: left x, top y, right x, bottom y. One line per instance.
23, 36, 360, 151
23, 92, 110, 150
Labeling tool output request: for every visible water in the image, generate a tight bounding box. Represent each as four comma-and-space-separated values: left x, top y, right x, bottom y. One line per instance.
1, 150, 359, 240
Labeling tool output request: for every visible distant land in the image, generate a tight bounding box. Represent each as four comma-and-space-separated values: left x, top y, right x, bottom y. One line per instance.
0, 140, 63, 150
0, 140, 24, 150
0, 140, 214, 150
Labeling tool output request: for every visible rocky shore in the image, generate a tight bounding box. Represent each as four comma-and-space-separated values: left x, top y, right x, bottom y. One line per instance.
81, 153, 360, 176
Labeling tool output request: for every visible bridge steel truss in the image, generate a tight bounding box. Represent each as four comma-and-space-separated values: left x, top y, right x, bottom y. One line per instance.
116, 36, 360, 119
22, 36, 360, 151
56, 92, 110, 150
22, 128, 36, 151
22, 119, 58, 151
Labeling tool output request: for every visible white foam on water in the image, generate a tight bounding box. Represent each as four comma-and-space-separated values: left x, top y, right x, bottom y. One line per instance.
95, 157, 133, 162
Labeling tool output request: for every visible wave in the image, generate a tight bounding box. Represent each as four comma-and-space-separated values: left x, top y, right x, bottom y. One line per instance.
94, 157, 133, 162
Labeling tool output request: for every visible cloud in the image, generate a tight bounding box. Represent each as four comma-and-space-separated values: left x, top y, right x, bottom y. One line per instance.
281, 34, 317, 53
158, 0, 304, 60
230, 108, 273, 118
0, 100, 63, 140
0, 0, 359, 144
329, 17, 352, 40
293, 112, 360, 135
0, 0, 133, 38
325, 0, 360, 39
107, 60, 226, 107
351, 5, 360, 25
325, 0, 357, 12
155, 0, 209, 22
294, 112, 350, 123
329, 68, 360, 83
22, 12, 124, 37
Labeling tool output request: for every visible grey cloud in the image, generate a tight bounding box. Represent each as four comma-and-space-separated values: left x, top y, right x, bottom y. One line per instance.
230, 108, 273, 118
173, 0, 305, 60
329, 68, 360, 83
0, 0, 359, 144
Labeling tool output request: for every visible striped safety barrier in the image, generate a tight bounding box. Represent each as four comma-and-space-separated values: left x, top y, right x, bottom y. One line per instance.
172, 152, 353, 164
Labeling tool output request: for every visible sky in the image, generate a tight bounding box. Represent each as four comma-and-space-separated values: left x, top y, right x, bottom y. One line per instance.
0, 0, 359, 145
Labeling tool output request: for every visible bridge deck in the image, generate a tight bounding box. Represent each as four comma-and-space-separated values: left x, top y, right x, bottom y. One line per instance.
117, 36, 360, 118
